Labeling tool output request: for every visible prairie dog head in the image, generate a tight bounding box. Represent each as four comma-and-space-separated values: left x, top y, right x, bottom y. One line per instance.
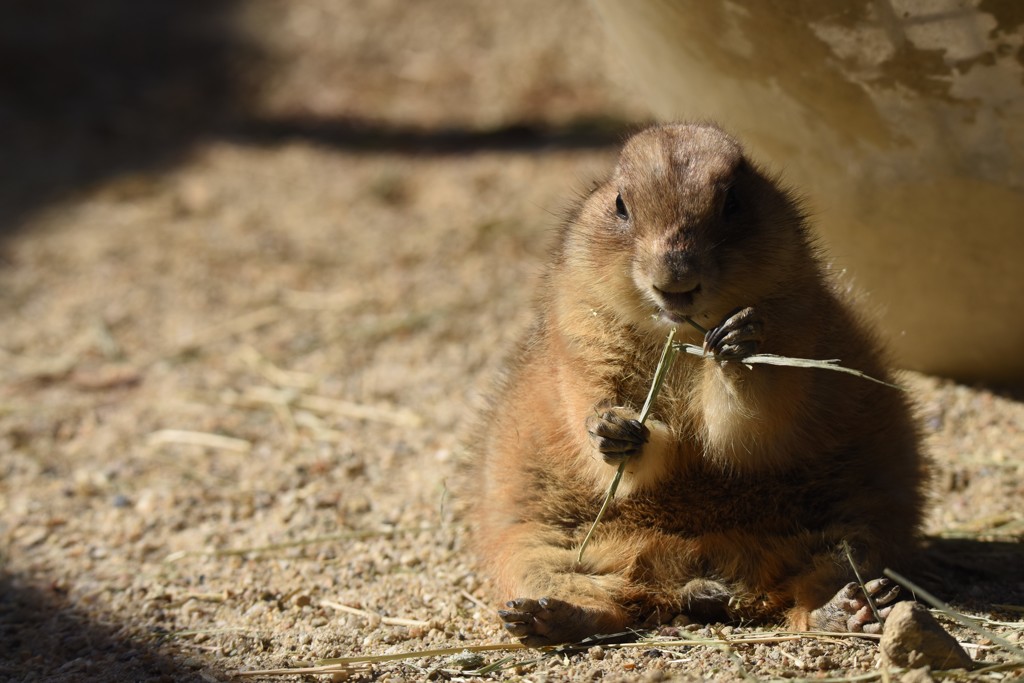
567, 123, 811, 334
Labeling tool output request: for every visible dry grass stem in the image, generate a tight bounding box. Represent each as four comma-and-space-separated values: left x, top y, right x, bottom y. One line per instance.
180, 591, 229, 603
576, 328, 678, 565
459, 589, 493, 612
321, 600, 432, 628
237, 664, 366, 677
171, 305, 283, 356
782, 673, 883, 683
270, 400, 299, 443
638, 328, 679, 423
674, 314, 899, 388
299, 393, 423, 427
256, 407, 345, 443
147, 429, 253, 454
238, 643, 529, 677
676, 343, 901, 389
843, 540, 884, 626
165, 626, 252, 639
237, 344, 317, 389
639, 631, 881, 646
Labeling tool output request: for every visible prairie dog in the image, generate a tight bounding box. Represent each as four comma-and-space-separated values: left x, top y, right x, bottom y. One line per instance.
467, 123, 928, 645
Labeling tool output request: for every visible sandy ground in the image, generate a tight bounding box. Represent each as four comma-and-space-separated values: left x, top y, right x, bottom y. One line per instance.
1, 2, 1022, 681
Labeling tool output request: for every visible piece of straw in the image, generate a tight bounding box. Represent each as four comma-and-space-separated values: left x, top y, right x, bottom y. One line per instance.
576, 328, 678, 565
675, 314, 899, 388
843, 540, 884, 626
676, 344, 899, 389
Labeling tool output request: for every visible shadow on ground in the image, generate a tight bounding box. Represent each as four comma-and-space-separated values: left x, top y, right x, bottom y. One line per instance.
922, 537, 1024, 612
0, 0, 258, 237
0, 572, 209, 682
0, 2, 629, 241
227, 116, 631, 154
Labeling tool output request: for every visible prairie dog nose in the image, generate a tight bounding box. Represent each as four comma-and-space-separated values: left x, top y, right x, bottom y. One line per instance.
651, 251, 701, 294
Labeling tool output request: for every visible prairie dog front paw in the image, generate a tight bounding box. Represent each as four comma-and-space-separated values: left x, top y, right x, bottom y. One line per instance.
704, 306, 764, 360
586, 405, 649, 465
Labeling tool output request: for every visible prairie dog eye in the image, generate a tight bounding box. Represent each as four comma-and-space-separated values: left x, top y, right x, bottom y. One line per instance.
615, 193, 629, 220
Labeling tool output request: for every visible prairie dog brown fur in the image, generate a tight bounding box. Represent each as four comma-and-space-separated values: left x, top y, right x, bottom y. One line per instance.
467, 123, 928, 645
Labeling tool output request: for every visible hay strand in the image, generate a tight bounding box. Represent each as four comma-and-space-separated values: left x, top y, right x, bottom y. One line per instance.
147, 429, 252, 454
576, 328, 678, 565
320, 600, 431, 628
676, 343, 900, 389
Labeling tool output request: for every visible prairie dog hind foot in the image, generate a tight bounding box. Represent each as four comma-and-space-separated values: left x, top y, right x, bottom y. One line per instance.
499, 596, 628, 647
809, 578, 902, 634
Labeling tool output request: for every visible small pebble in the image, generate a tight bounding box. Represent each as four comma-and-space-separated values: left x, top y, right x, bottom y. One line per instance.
814, 655, 834, 670
445, 650, 484, 670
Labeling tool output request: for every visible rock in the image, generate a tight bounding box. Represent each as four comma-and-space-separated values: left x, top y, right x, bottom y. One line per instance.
880, 602, 973, 671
